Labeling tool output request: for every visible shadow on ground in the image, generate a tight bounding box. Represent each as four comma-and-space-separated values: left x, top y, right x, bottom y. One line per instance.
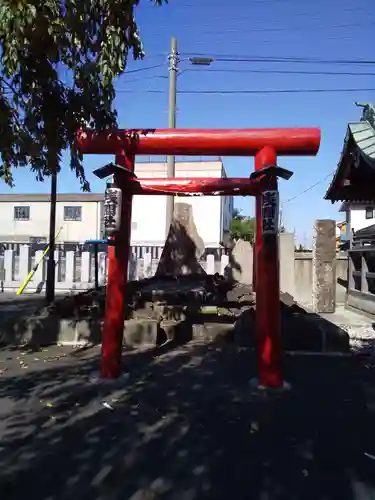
279, 293, 350, 353
0, 332, 373, 500
232, 292, 351, 354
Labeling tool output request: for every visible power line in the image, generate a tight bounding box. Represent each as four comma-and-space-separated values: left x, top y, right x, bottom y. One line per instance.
169, 2, 373, 18
115, 88, 375, 95
186, 33, 372, 46
119, 74, 167, 84
284, 171, 335, 203
153, 15, 375, 32
123, 62, 166, 75
185, 68, 375, 77
177, 88, 375, 94
179, 54, 375, 65
139, 65, 169, 95
173, 21, 375, 36
216, 58, 375, 66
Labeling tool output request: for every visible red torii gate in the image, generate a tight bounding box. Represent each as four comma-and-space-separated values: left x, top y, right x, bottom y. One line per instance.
76, 127, 321, 388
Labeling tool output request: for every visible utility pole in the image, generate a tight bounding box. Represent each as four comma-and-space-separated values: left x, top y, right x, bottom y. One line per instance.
46, 167, 57, 303
165, 36, 178, 237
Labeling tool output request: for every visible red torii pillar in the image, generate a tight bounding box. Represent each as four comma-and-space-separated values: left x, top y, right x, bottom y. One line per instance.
76, 128, 321, 387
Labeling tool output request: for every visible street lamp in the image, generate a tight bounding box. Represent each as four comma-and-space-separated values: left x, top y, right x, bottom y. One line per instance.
189, 57, 214, 66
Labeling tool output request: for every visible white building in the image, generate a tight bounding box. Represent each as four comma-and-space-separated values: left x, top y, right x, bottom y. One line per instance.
0, 160, 233, 247
339, 202, 375, 236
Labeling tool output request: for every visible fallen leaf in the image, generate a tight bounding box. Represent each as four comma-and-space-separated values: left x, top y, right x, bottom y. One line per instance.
102, 402, 114, 410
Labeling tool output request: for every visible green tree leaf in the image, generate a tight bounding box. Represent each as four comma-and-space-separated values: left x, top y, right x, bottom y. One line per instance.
230, 213, 256, 244
0, 0, 167, 189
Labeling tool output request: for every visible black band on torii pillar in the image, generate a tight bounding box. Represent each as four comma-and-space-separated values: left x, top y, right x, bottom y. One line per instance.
249, 165, 294, 181
93, 162, 137, 180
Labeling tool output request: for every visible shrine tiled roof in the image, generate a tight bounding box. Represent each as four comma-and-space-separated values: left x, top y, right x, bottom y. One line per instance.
348, 121, 375, 161
324, 104, 375, 202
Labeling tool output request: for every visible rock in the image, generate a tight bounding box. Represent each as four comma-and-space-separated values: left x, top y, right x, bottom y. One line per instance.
155, 202, 206, 276
192, 323, 235, 342
159, 320, 192, 344
123, 319, 159, 347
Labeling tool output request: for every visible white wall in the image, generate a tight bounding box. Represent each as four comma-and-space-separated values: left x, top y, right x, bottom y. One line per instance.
57, 201, 101, 242
131, 195, 167, 245
130, 161, 231, 246
0, 200, 101, 243
349, 204, 375, 232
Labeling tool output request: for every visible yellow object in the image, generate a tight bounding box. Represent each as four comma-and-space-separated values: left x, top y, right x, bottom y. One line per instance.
16, 226, 63, 295
336, 221, 347, 249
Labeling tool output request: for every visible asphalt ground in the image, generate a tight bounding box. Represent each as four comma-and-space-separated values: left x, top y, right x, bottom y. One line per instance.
0, 337, 374, 500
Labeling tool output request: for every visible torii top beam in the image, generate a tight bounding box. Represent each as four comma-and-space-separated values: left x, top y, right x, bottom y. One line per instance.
76, 128, 321, 157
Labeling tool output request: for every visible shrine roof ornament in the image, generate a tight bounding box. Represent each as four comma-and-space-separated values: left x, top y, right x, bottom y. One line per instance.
356, 102, 375, 129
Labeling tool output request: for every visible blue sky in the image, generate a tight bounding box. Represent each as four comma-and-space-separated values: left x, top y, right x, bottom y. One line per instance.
1, 0, 374, 245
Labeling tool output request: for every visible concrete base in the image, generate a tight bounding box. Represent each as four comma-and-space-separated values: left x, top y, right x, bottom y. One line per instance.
88, 371, 130, 386
0, 315, 159, 349
249, 377, 291, 394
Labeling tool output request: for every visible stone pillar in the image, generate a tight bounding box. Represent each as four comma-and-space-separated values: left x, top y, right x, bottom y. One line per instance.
312, 219, 336, 313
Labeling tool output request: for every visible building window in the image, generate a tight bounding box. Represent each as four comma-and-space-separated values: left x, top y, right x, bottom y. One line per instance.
64, 206, 82, 221
14, 206, 30, 221
365, 207, 374, 220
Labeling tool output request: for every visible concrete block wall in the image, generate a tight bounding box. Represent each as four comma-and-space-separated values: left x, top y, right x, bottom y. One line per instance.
229, 232, 348, 307
294, 252, 348, 306
228, 233, 295, 292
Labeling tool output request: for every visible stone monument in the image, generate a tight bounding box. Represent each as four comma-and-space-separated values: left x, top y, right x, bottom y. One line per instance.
312, 219, 336, 313
155, 202, 206, 276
